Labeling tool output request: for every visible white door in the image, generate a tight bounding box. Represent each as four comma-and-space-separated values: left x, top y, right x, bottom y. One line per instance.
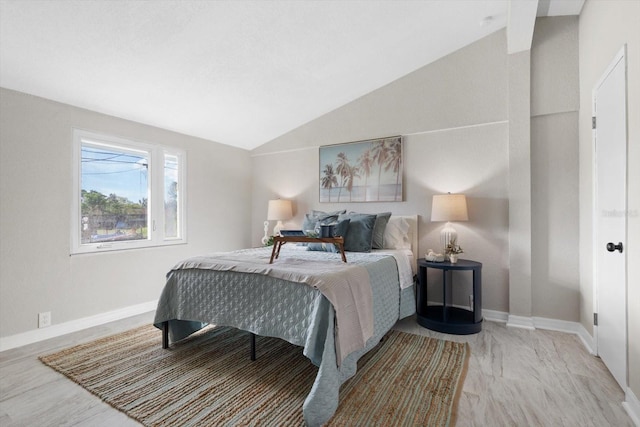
593, 47, 628, 390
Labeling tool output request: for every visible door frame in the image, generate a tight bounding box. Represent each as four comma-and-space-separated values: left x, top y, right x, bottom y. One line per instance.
591, 45, 628, 381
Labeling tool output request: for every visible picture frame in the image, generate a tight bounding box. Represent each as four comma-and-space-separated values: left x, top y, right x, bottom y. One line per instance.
319, 136, 403, 203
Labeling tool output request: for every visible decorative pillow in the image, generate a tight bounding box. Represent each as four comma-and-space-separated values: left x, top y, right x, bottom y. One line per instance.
338, 213, 377, 252
302, 209, 346, 233
383, 216, 411, 249
371, 212, 392, 249
347, 211, 391, 249
307, 219, 351, 253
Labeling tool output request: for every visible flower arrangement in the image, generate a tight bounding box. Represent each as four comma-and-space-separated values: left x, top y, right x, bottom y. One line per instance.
445, 237, 464, 255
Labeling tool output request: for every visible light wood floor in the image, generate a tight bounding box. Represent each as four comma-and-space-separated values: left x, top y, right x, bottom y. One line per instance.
394, 316, 633, 426
0, 312, 633, 426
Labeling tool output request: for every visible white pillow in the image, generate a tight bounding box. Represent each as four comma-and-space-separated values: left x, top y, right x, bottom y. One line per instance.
383, 216, 411, 249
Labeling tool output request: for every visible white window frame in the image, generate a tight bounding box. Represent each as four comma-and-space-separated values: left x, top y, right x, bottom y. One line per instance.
71, 129, 187, 254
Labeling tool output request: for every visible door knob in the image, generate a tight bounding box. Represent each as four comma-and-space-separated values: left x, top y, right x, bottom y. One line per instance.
606, 242, 623, 253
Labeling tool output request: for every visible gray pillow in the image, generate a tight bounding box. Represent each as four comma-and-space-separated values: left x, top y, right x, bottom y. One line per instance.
307, 219, 351, 253
347, 211, 392, 249
302, 209, 346, 232
338, 213, 377, 252
372, 212, 392, 249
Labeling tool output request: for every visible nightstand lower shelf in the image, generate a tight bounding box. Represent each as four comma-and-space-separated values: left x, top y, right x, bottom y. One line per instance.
417, 305, 482, 335
417, 258, 483, 335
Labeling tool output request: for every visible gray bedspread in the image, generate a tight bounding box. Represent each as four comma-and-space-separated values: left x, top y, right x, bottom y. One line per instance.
153, 246, 416, 426
167, 247, 377, 363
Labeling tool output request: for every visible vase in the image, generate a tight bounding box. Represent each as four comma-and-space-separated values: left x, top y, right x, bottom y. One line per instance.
449, 254, 458, 264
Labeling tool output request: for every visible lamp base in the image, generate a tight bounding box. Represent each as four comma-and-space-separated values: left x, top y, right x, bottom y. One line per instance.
261, 221, 270, 245
273, 220, 285, 237
440, 222, 457, 253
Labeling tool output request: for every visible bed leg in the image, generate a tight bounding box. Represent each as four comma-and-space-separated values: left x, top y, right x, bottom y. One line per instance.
162, 321, 169, 349
250, 333, 256, 361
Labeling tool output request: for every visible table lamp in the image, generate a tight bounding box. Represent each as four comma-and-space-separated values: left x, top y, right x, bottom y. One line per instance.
431, 193, 468, 252
267, 199, 293, 237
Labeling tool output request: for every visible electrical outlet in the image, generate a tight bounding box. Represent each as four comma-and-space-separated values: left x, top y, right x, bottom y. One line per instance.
38, 311, 51, 328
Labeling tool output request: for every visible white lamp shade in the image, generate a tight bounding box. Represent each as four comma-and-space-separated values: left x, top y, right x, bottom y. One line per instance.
267, 199, 293, 221
430, 194, 469, 222
267, 199, 293, 237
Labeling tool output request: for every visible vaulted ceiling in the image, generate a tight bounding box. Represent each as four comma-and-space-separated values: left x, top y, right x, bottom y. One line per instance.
0, 0, 584, 150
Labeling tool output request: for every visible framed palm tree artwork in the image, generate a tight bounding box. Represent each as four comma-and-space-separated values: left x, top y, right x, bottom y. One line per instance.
319, 136, 403, 203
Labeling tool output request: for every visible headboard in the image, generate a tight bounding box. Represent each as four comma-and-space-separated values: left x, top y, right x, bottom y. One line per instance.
393, 214, 419, 272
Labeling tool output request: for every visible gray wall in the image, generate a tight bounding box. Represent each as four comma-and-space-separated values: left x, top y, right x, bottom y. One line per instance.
252, 19, 581, 321
0, 89, 252, 337
252, 123, 510, 312
252, 30, 510, 312
251, 29, 508, 156
578, 0, 640, 400
530, 17, 580, 321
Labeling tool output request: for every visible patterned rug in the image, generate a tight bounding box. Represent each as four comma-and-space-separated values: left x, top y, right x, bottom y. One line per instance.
40, 325, 469, 426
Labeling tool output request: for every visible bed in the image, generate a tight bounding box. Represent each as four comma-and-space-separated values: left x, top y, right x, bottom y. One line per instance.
153, 214, 418, 426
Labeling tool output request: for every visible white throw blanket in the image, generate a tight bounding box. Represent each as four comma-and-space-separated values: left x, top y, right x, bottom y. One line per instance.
373, 249, 414, 289
170, 247, 381, 364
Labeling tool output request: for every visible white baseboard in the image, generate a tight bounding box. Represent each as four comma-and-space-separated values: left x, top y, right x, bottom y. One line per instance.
624, 388, 640, 427
482, 309, 508, 323
506, 314, 536, 330
575, 322, 595, 355
0, 300, 157, 353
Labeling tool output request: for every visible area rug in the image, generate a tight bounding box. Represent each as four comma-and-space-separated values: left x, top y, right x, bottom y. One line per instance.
40, 325, 469, 426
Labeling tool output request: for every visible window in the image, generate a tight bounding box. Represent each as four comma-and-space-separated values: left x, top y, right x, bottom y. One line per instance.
72, 129, 186, 254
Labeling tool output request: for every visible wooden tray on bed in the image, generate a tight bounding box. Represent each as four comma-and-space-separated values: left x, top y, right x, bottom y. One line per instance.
269, 236, 347, 263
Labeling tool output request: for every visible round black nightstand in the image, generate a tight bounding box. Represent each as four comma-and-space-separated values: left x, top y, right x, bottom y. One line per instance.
416, 258, 483, 334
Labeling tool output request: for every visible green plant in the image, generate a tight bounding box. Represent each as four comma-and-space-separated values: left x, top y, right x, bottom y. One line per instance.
445, 237, 464, 255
